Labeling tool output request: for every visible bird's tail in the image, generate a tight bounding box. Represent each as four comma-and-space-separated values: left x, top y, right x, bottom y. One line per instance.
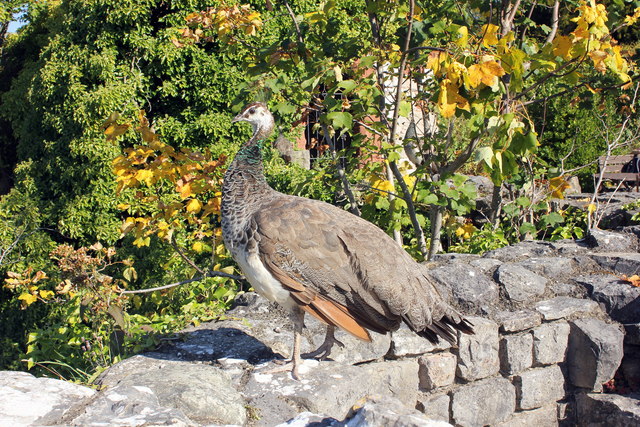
415, 315, 474, 345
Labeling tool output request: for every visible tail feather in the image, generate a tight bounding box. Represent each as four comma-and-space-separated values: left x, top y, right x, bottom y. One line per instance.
416, 316, 475, 345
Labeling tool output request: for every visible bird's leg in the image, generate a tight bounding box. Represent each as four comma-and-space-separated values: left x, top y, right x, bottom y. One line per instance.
302, 325, 345, 360
290, 306, 303, 380
261, 307, 304, 379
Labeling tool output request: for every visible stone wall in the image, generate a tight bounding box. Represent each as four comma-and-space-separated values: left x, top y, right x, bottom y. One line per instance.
1, 228, 640, 426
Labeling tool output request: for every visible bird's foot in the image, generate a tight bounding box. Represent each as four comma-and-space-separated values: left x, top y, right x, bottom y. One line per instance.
260, 361, 301, 380
302, 334, 345, 360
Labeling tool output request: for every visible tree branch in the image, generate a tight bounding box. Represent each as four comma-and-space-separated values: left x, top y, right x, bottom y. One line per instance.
119, 270, 244, 294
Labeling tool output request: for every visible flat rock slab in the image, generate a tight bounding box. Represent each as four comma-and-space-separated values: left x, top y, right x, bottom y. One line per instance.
484, 241, 556, 262
576, 393, 640, 426
515, 257, 577, 279
96, 354, 247, 425
535, 297, 600, 321
345, 395, 452, 427
0, 371, 95, 426
577, 274, 640, 323
390, 323, 450, 357
586, 229, 638, 252
496, 264, 548, 303
567, 318, 625, 391
245, 359, 419, 425
496, 404, 558, 427
590, 253, 640, 276
532, 321, 570, 365
495, 309, 542, 332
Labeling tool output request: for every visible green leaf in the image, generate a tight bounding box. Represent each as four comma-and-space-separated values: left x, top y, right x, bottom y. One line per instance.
338, 80, 357, 94
398, 101, 411, 117
326, 111, 353, 130
541, 212, 564, 227
475, 146, 493, 167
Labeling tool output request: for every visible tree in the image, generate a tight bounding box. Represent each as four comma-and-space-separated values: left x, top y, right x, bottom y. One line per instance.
183, 0, 637, 258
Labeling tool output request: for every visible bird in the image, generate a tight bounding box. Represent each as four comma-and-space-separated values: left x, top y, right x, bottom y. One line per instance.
221, 102, 473, 379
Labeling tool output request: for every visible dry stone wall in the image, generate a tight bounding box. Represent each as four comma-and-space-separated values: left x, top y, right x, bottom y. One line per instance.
1, 228, 640, 426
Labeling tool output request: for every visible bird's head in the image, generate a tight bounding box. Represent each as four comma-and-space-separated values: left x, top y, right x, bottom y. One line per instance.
232, 102, 274, 138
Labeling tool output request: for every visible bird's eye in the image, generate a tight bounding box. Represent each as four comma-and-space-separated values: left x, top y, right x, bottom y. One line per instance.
248, 108, 256, 115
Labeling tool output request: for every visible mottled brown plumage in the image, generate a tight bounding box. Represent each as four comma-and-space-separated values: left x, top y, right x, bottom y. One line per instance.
222, 102, 473, 378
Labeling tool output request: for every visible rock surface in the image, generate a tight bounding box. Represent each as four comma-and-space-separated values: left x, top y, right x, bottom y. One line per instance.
1, 231, 639, 426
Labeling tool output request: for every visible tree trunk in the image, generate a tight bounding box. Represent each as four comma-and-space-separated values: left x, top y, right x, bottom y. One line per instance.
428, 206, 444, 260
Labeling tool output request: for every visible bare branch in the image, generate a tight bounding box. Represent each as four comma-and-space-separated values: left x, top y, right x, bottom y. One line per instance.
545, 0, 560, 44
321, 123, 361, 216
281, 0, 304, 45
119, 270, 244, 294
170, 237, 206, 275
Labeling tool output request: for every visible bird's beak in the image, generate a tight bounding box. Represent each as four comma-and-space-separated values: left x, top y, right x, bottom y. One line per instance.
231, 113, 244, 123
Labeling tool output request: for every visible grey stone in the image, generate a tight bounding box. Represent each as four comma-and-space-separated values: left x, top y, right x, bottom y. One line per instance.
496, 404, 558, 427
535, 296, 600, 321
496, 264, 548, 302
0, 371, 95, 426
575, 393, 640, 427
577, 274, 640, 323
390, 323, 450, 357
456, 317, 500, 381
69, 382, 193, 426
245, 359, 419, 425
346, 395, 452, 427
625, 323, 640, 345
432, 253, 480, 263
586, 228, 638, 252
485, 241, 556, 262
499, 333, 533, 375
516, 257, 577, 279
550, 282, 581, 297
468, 257, 502, 274
450, 377, 516, 427
590, 253, 640, 276
417, 393, 450, 422
495, 310, 542, 332
418, 352, 457, 390
514, 365, 565, 410
532, 321, 570, 365
567, 318, 625, 391
429, 264, 499, 311
548, 240, 590, 256
96, 355, 247, 425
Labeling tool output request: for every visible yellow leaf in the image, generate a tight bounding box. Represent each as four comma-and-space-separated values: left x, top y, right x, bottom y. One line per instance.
178, 181, 193, 199
467, 60, 505, 89
18, 293, 38, 307
552, 35, 573, 60
588, 50, 608, 72
481, 24, 500, 48
186, 198, 202, 214
132, 236, 151, 247
587, 203, 597, 214
549, 176, 571, 199
192, 241, 204, 252
455, 26, 468, 47
215, 243, 227, 256
455, 223, 476, 240
135, 169, 154, 185
104, 123, 130, 141
426, 51, 448, 77
39, 290, 54, 299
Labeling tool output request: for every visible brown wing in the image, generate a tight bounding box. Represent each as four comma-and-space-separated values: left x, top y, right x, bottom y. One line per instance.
254, 194, 472, 343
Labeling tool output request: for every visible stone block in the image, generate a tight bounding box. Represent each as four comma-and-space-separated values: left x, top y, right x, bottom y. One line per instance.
495, 404, 558, 427
450, 377, 516, 427
469, 257, 502, 274
567, 318, 624, 391
585, 229, 638, 252
429, 265, 499, 311
495, 310, 542, 333
346, 395, 453, 427
417, 393, 450, 422
484, 240, 555, 262
590, 253, 640, 276
496, 264, 548, 302
513, 365, 565, 410
575, 393, 640, 427
245, 359, 419, 424
516, 257, 576, 279
532, 321, 570, 366
390, 323, 450, 357
577, 274, 640, 323
456, 317, 500, 381
418, 352, 457, 390
499, 334, 533, 375
535, 297, 599, 321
